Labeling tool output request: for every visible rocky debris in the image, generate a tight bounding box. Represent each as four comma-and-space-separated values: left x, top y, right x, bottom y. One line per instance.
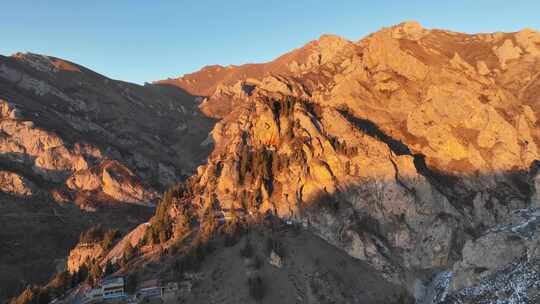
417, 271, 453, 304
0, 170, 36, 197
268, 250, 283, 268
424, 208, 540, 303
442, 259, 540, 304
450, 232, 528, 291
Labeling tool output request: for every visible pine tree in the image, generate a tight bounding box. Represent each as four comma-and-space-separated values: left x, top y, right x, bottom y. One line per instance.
101, 229, 120, 250
104, 260, 115, 276
123, 242, 136, 261
88, 262, 102, 287
175, 207, 191, 238
76, 264, 88, 284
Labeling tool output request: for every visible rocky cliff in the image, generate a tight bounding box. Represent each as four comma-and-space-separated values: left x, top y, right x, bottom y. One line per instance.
149, 22, 540, 303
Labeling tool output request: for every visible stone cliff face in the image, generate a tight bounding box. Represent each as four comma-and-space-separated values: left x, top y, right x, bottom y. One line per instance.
155, 22, 540, 303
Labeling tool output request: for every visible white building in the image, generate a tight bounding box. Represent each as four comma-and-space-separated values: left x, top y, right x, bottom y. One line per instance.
83, 287, 103, 303
137, 279, 163, 299
102, 276, 126, 300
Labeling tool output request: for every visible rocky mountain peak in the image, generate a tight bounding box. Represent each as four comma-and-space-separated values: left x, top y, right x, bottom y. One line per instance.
387, 20, 426, 40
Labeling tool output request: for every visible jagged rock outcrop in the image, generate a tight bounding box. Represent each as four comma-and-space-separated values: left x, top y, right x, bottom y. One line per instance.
152, 22, 540, 302
0, 170, 36, 197
66, 243, 104, 273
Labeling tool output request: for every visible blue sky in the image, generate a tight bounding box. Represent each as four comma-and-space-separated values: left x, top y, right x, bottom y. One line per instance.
1, 1, 538, 84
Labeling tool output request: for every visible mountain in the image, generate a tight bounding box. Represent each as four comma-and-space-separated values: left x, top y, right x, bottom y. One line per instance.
7, 21, 540, 304
147, 21, 540, 303
0, 53, 214, 299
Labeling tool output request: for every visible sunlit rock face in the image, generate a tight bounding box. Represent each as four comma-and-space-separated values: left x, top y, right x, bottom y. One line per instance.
154, 22, 540, 302
0, 170, 36, 197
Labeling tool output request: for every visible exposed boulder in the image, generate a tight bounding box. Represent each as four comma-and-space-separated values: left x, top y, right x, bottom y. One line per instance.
101, 161, 157, 205
515, 28, 540, 56
66, 243, 104, 273
66, 169, 101, 191
450, 232, 527, 291
268, 250, 283, 268
434, 208, 540, 303
476, 60, 490, 75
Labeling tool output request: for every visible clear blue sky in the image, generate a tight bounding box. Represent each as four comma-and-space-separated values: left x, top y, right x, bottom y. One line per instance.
1, 1, 539, 84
